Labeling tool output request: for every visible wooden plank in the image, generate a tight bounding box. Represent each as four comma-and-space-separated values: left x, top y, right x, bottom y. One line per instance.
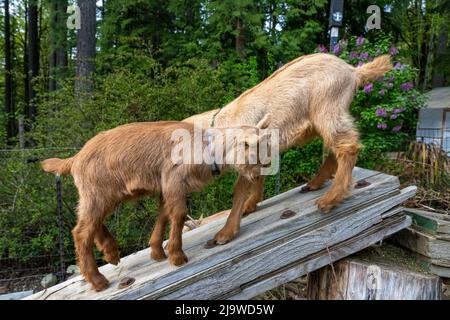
258, 166, 379, 209
25, 168, 415, 300
0, 290, 33, 300
118, 173, 403, 300
131, 188, 414, 300
230, 214, 411, 300
392, 227, 450, 264
429, 264, 450, 278
403, 208, 450, 235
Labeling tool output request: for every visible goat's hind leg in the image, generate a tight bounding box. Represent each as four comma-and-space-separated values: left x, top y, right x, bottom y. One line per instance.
73, 198, 113, 291
95, 224, 120, 265
317, 130, 361, 213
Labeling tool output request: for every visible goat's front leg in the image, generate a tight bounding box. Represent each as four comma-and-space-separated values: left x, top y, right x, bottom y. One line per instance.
165, 195, 189, 266
300, 152, 337, 193
214, 175, 252, 245
243, 175, 265, 215
150, 199, 169, 261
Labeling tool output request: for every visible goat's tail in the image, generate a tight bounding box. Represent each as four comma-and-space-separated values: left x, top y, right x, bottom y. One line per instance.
355, 55, 393, 87
41, 157, 74, 175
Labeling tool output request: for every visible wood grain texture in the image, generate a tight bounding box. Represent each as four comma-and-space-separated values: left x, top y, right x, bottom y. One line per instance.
231, 214, 411, 300
25, 168, 416, 300
307, 254, 442, 300
392, 228, 450, 263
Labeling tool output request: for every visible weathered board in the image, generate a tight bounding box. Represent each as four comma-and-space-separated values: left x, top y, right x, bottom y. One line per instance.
392, 208, 450, 278
25, 168, 416, 300
404, 208, 450, 236
393, 228, 450, 262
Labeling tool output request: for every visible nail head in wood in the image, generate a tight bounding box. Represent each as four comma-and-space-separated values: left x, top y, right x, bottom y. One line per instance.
280, 210, 296, 219
118, 277, 135, 289
355, 179, 371, 189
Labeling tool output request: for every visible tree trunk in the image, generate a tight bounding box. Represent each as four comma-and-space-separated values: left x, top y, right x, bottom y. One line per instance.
27, 0, 39, 122
24, 1, 30, 117
235, 17, 245, 59
307, 255, 442, 300
75, 0, 97, 95
4, 0, 16, 143
49, 0, 68, 92
432, 24, 449, 88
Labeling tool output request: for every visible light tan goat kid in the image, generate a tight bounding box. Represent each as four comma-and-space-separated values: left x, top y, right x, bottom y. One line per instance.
184, 53, 393, 245
41, 118, 271, 291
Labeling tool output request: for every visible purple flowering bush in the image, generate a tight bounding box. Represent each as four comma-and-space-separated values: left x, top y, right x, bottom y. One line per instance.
317, 35, 427, 161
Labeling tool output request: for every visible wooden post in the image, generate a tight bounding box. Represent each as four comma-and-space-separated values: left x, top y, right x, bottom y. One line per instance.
18, 116, 25, 150
56, 174, 66, 281
307, 249, 442, 300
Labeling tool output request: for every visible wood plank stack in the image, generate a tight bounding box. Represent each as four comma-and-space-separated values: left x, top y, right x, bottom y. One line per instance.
392, 208, 450, 278
25, 167, 416, 300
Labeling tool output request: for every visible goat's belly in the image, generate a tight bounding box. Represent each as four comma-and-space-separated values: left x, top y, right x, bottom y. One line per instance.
124, 178, 159, 197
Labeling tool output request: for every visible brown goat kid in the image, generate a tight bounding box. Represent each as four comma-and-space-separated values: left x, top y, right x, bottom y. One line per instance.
41, 118, 271, 291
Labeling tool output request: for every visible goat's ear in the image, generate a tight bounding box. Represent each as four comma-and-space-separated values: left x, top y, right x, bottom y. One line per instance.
256, 113, 272, 129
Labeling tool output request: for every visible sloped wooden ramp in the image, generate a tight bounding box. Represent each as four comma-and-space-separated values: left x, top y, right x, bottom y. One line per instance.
26, 167, 416, 300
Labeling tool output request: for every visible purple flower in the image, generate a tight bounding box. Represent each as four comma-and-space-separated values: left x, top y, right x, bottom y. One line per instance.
390, 114, 398, 120
364, 83, 374, 93
356, 61, 364, 67
394, 62, 404, 70
389, 46, 399, 56
392, 125, 402, 132
317, 44, 328, 53
333, 44, 341, 55
400, 82, 414, 91
356, 36, 365, 47
377, 123, 388, 130
360, 52, 369, 60
393, 108, 403, 114
379, 89, 385, 96
386, 75, 395, 82
376, 108, 387, 117
349, 52, 359, 59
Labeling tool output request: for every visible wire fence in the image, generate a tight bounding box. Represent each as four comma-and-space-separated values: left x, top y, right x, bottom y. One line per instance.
416, 127, 450, 156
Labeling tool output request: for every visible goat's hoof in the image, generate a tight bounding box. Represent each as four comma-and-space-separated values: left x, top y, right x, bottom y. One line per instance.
169, 251, 188, 266
105, 252, 120, 265
151, 249, 167, 261
299, 184, 321, 193
90, 274, 110, 292
316, 197, 341, 213
242, 204, 257, 217
204, 239, 217, 249
214, 230, 235, 245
